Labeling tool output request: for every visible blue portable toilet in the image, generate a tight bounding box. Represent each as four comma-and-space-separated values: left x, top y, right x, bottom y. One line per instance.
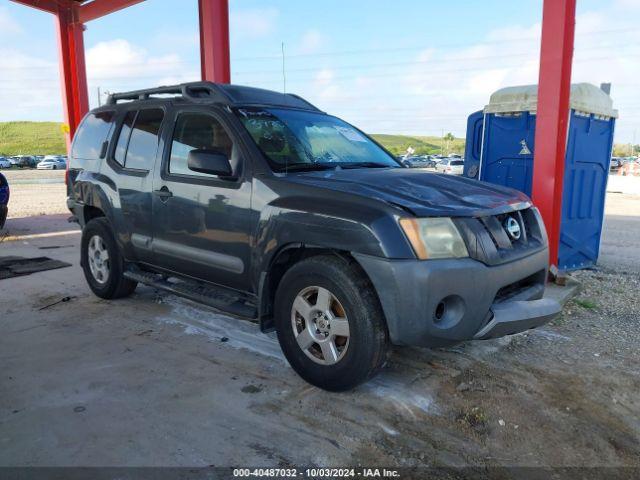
464, 83, 618, 271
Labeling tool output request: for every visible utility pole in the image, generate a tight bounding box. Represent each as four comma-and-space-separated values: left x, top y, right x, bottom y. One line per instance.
97, 86, 102, 107
281, 42, 286, 94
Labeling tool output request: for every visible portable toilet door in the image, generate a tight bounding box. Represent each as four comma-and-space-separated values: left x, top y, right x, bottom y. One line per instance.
463, 110, 484, 179
559, 86, 617, 270
478, 85, 538, 196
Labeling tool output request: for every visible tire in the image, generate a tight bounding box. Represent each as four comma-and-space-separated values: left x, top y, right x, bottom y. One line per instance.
81, 217, 137, 299
274, 255, 389, 391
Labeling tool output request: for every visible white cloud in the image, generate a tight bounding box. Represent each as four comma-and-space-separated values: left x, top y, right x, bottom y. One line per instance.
0, 50, 60, 121
86, 40, 181, 77
297, 29, 325, 55
310, 68, 343, 102
85, 40, 198, 104
230, 7, 279, 40
0, 6, 22, 37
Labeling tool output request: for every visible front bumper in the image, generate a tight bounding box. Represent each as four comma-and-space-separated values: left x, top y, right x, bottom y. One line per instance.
354, 247, 560, 348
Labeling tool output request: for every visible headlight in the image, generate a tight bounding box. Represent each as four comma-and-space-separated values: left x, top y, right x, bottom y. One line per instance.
399, 217, 469, 260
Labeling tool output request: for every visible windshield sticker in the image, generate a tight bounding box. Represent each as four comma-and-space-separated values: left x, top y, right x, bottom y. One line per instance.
335, 126, 367, 142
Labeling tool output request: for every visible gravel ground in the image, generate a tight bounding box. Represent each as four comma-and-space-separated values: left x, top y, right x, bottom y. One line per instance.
2, 169, 67, 219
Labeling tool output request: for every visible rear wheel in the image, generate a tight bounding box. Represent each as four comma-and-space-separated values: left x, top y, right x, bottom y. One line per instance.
274, 255, 388, 391
81, 217, 137, 299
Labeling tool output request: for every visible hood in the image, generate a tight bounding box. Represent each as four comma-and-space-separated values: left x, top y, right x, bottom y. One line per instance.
283, 167, 531, 217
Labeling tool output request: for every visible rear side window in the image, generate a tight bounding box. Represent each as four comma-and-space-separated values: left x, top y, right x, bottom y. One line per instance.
72, 111, 115, 160
114, 111, 135, 165
113, 108, 164, 170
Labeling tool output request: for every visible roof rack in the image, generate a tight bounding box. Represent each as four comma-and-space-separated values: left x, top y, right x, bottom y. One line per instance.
105, 81, 322, 112
105, 82, 230, 105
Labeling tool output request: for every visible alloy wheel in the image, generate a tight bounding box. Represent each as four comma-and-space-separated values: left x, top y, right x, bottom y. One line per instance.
290, 286, 350, 365
87, 234, 110, 285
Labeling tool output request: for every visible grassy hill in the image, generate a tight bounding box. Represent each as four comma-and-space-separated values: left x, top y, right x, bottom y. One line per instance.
0, 122, 66, 156
0, 121, 471, 158
0, 121, 632, 160
371, 134, 465, 156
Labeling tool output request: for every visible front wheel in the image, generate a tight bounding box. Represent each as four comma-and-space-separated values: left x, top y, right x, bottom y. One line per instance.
81, 217, 137, 299
274, 255, 389, 391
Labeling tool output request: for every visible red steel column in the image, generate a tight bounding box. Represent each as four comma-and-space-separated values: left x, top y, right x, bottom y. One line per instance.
56, 4, 89, 153
532, 0, 576, 268
198, 0, 231, 83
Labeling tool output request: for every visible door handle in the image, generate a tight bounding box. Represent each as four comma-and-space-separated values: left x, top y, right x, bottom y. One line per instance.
153, 186, 173, 201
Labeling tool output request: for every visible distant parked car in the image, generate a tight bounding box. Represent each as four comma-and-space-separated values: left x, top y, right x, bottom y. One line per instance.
0, 172, 8, 229
610, 157, 622, 171
11, 155, 37, 168
424, 156, 437, 168
0, 157, 11, 169
37, 155, 67, 170
402, 155, 435, 168
436, 158, 464, 175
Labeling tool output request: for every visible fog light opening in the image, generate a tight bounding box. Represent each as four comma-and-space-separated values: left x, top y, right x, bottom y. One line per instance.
434, 302, 446, 322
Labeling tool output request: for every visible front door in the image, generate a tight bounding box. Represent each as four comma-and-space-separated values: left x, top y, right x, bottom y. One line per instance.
150, 107, 254, 292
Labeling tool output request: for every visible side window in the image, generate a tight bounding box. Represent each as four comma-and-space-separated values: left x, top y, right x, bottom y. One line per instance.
113, 108, 164, 170
114, 111, 135, 165
71, 111, 115, 160
168, 113, 236, 177
125, 109, 164, 170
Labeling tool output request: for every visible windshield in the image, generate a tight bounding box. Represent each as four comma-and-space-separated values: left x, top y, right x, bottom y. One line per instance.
450, 160, 464, 166
235, 107, 400, 172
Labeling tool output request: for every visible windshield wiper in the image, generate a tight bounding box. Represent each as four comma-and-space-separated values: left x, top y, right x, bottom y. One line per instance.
340, 162, 394, 169
280, 162, 338, 172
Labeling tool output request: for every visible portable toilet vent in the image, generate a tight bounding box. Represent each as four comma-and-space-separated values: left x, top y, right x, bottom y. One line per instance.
463, 83, 618, 271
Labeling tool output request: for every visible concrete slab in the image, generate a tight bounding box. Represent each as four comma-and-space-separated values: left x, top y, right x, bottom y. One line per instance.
1, 215, 638, 468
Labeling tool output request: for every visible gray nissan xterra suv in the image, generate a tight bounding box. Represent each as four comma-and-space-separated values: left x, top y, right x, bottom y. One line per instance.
67, 82, 560, 391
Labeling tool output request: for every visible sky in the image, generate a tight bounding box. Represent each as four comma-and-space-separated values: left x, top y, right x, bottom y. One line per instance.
1, 0, 639, 144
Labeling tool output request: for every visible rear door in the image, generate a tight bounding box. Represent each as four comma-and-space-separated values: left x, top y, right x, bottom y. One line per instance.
150, 106, 254, 292
104, 106, 165, 263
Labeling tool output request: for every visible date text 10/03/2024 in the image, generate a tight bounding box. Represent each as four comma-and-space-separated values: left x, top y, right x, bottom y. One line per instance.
233, 468, 400, 477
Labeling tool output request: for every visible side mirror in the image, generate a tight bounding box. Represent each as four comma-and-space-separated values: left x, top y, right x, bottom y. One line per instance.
187, 149, 232, 177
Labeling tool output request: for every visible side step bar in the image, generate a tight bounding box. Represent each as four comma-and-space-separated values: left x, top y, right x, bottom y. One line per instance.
124, 267, 257, 319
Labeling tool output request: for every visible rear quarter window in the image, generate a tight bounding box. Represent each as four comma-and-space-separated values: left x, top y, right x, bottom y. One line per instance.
125, 109, 164, 170
71, 111, 115, 160
113, 108, 164, 170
